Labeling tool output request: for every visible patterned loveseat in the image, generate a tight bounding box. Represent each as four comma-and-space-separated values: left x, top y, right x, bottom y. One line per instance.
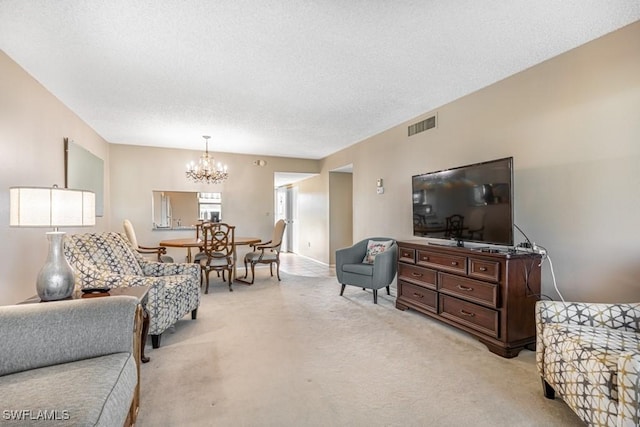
536, 300, 640, 426
64, 232, 201, 348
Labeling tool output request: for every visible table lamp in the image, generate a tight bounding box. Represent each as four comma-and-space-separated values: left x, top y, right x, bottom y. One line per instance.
10, 185, 95, 301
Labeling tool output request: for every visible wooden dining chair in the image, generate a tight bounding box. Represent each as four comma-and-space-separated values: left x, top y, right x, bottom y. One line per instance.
242, 219, 287, 284
123, 219, 173, 262
198, 222, 235, 293
193, 220, 211, 264
194, 220, 212, 240
444, 214, 464, 239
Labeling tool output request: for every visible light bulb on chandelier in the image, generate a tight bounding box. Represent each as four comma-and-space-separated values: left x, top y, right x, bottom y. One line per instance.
186, 135, 229, 184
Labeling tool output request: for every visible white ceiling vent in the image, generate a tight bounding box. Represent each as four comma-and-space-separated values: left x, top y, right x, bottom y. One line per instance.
408, 114, 437, 136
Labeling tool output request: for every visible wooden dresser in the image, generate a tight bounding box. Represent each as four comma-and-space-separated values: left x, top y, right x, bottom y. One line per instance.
395, 240, 541, 358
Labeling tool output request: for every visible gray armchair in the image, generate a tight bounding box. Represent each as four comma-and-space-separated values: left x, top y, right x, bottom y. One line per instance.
336, 238, 398, 304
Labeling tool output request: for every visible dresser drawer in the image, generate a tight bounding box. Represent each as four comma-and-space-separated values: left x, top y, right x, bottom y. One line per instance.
398, 247, 416, 264
439, 295, 499, 338
399, 281, 437, 313
438, 273, 498, 308
416, 250, 466, 274
468, 258, 501, 282
398, 263, 437, 290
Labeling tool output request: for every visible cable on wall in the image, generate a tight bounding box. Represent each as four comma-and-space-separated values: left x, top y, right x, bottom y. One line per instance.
514, 225, 564, 303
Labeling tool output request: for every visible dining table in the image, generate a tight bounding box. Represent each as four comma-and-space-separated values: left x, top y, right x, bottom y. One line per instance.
159, 236, 261, 281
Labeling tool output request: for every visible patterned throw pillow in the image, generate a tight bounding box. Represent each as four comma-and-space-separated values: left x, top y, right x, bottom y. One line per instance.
362, 240, 393, 264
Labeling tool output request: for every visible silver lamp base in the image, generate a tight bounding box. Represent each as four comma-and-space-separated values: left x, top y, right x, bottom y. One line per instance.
36, 231, 75, 301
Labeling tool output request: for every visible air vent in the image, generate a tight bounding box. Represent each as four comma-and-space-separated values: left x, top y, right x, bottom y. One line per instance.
408, 114, 436, 136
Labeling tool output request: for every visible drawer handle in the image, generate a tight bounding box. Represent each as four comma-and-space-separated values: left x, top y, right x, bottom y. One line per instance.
412, 292, 424, 299
451, 261, 458, 266
411, 272, 423, 277
479, 267, 487, 272
421, 256, 429, 261
459, 309, 475, 317
457, 285, 474, 291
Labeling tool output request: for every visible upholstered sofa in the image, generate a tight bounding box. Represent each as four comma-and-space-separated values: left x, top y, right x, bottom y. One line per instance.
536, 300, 640, 426
0, 296, 141, 426
64, 232, 201, 348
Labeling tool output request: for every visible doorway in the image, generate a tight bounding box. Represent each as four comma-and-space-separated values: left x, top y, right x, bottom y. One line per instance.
275, 186, 296, 253
329, 167, 353, 264
274, 172, 317, 254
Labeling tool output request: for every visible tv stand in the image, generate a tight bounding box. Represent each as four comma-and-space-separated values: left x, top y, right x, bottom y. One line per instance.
395, 240, 541, 358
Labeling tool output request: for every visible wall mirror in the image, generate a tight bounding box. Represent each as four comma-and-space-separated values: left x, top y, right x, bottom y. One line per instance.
152, 191, 222, 229
64, 138, 104, 216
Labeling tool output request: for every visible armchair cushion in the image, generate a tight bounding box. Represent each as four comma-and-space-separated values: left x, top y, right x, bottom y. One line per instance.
362, 239, 393, 264
343, 263, 374, 276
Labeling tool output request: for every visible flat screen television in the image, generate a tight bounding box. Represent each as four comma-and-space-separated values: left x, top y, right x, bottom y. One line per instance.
412, 157, 514, 246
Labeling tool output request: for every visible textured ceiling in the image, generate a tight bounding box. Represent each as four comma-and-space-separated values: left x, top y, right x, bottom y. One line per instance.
1, 1, 638, 159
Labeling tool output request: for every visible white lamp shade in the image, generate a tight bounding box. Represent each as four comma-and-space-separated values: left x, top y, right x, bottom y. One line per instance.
10, 187, 95, 227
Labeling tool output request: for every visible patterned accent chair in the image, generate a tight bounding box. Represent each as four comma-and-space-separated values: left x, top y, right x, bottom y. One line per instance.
64, 232, 201, 349
536, 301, 640, 426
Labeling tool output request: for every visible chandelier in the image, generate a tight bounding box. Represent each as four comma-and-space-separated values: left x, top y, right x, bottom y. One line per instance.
185, 135, 229, 184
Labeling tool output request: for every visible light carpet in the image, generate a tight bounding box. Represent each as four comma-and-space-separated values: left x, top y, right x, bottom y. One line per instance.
136, 272, 582, 426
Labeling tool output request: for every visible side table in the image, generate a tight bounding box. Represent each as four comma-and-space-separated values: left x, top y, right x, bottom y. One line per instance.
20, 286, 152, 363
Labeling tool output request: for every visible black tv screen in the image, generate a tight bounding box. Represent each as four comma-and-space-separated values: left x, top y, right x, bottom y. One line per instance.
412, 157, 514, 246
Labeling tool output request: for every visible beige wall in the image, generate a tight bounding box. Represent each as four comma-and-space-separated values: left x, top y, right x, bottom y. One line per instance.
0, 50, 111, 305
109, 144, 319, 262
321, 22, 640, 303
